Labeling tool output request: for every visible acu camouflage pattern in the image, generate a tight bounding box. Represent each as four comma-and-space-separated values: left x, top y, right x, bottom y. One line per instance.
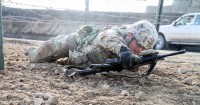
126, 20, 158, 49
28, 25, 127, 65
28, 33, 77, 63
75, 25, 100, 51
92, 26, 128, 55
68, 50, 88, 65
28, 21, 156, 65
74, 25, 125, 65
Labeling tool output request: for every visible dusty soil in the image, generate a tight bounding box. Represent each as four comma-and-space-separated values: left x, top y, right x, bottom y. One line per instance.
0, 38, 200, 105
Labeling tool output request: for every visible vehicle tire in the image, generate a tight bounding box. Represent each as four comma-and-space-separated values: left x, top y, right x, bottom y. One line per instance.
155, 34, 166, 50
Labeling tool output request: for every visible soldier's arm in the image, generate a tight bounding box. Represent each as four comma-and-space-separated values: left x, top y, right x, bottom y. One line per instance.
94, 29, 128, 55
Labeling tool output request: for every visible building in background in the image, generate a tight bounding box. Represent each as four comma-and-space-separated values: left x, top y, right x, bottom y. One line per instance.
146, 0, 200, 13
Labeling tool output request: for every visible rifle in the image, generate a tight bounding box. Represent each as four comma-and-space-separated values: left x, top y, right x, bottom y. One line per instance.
65, 50, 186, 77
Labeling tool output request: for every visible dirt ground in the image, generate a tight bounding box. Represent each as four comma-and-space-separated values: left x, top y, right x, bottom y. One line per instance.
0, 38, 200, 105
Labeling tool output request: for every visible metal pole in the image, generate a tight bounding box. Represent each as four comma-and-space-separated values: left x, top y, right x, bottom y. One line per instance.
155, 0, 164, 32
0, 0, 4, 70
85, 0, 89, 24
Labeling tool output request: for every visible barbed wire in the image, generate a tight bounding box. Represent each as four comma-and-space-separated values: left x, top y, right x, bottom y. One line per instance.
2, 5, 67, 22
22, 9, 63, 21
2, 1, 181, 19
3, 15, 147, 23
1, 1, 175, 27
2, 1, 69, 10
2, 9, 168, 25
2, 16, 164, 26
1, 0, 180, 26
89, 12, 180, 19
2, 3, 166, 25
3, 16, 142, 25
3, 15, 44, 21
3, 6, 156, 23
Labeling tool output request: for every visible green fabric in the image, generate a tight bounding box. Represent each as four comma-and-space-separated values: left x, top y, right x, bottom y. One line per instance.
76, 25, 100, 50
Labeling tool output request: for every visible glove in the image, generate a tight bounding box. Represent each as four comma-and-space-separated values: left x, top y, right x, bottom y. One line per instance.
119, 47, 141, 67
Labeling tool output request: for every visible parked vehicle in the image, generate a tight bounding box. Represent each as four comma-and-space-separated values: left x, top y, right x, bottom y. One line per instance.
155, 13, 200, 50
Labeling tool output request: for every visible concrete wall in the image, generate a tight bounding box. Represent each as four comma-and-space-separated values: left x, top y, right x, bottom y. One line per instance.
187, 7, 200, 13
191, 0, 200, 7
146, 0, 200, 14
2, 6, 183, 41
2, 6, 173, 40
171, 0, 192, 13
146, 6, 172, 14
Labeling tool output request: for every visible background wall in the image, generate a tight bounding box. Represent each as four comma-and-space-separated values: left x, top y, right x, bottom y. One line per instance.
2, 6, 183, 40
146, 0, 200, 13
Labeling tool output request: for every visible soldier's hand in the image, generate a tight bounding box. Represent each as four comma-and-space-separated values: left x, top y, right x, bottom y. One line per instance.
119, 47, 141, 68
129, 54, 141, 66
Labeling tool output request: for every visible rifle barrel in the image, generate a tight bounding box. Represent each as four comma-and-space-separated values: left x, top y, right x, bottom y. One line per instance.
158, 49, 186, 59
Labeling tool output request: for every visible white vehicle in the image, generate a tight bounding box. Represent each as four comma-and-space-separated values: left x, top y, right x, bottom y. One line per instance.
155, 13, 200, 50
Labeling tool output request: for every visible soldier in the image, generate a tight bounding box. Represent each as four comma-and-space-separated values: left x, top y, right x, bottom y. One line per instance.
27, 20, 158, 68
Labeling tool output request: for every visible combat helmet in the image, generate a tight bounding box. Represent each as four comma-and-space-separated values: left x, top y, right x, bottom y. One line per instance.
126, 20, 158, 49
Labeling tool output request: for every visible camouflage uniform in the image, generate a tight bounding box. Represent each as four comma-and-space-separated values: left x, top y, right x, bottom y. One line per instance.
28, 20, 158, 66
28, 25, 128, 65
